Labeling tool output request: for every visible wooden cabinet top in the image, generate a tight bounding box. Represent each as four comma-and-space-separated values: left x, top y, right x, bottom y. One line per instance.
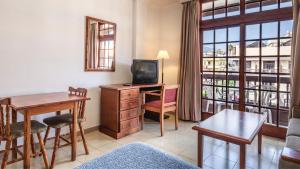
192, 109, 267, 144
99, 83, 163, 90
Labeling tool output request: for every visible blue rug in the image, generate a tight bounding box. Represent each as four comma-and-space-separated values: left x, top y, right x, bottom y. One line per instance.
75, 142, 199, 169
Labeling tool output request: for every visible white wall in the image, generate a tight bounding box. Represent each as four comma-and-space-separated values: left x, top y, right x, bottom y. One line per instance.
0, 0, 134, 131
159, 2, 182, 84
134, 0, 161, 59
134, 0, 182, 84
0, 0, 182, 137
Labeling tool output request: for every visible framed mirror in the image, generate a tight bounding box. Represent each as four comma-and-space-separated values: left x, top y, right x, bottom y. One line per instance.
85, 16, 116, 71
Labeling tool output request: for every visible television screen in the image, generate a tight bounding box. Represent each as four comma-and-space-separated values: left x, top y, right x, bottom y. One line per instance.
131, 59, 158, 84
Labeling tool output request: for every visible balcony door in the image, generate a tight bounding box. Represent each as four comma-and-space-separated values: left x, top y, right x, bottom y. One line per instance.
244, 21, 292, 127
200, 0, 293, 128
202, 26, 241, 114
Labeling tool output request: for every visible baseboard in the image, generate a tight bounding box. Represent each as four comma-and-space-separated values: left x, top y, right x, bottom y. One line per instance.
84, 125, 100, 134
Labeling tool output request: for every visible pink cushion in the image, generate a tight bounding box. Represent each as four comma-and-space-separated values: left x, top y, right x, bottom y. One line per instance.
145, 89, 178, 108
165, 89, 177, 103
145, 100, 161, 108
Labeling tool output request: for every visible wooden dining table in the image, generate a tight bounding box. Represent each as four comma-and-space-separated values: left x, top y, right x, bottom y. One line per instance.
10, 92, 90, 169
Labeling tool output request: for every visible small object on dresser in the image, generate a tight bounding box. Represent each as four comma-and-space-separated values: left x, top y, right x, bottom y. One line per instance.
123, 83, 132, 86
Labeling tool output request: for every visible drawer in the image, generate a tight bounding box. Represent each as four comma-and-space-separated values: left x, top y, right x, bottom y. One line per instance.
120, 108, 138, 121
120, 89, 139, 100
120, 117, 139, 132
120, 99, 138, 111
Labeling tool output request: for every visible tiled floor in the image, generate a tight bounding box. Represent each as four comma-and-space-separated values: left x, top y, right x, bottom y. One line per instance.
6, 115, 283, 169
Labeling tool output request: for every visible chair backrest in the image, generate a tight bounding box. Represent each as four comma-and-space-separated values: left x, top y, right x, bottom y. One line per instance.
161, 85, 179, 106
215, 87, 226, 100
247, 85, 276, 106
0, 98, 12, 139
69, 87, 87, 119
292, 106, 300, 118
202, 86, 213, 99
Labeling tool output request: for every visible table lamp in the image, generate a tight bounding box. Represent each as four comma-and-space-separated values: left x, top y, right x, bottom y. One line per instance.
157, 50, 170, 83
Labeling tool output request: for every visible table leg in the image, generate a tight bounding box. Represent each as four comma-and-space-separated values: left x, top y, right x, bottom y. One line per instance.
198, 133, 203, 168
71, 102, 78, 161
258, 128, 262, 154
12, 109, 17, 160
240, 144, 246, 169
24, 111, 31, 169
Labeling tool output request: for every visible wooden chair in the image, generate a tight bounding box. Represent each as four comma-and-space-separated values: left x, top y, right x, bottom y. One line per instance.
141, 85, 179, 136
43, 87, 88, 169
0, 98, 49, 169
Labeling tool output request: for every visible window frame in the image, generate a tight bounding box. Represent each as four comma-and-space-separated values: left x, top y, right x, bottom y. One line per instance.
200, 0, 293, 129
84, 16, 117, 72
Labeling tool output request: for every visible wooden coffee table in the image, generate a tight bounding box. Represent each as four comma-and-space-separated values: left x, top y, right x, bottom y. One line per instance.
192, 109, 267, 169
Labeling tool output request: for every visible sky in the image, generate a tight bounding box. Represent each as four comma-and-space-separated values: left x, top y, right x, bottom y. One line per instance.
202, 20, 293, 57
203, 20, 293, 44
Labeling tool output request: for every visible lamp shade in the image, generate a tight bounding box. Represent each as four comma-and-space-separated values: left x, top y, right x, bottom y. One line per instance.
157, 50, 170, 59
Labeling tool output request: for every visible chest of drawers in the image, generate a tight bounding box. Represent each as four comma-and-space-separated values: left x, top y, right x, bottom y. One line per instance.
99, 85, 141, 139
99, 83, 162, 139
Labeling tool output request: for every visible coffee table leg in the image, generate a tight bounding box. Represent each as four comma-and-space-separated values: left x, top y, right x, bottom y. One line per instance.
258, 129, 262, 154
240, 144, 246, 169
198, 132, 203, 168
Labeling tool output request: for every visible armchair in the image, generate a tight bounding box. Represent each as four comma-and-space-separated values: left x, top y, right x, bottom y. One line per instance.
141, 85, 179, 136
279, 106, 300, 169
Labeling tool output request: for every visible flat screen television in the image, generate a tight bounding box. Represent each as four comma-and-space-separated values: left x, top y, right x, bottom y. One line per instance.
131, 59, 159, 84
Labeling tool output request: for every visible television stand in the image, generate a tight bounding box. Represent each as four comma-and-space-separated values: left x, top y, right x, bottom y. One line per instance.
117, 83, 171, 123
99, 83, 168, 139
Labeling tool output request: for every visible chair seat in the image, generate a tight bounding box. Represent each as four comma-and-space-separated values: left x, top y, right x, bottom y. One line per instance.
144, 100, 175, 109
10, 120, 47, 138
144, 100, 162, 108
43, 114, 85, 128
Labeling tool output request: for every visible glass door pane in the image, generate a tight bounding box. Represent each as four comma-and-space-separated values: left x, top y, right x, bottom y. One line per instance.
202, 26, 240, 114
244, 20, 292, 127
